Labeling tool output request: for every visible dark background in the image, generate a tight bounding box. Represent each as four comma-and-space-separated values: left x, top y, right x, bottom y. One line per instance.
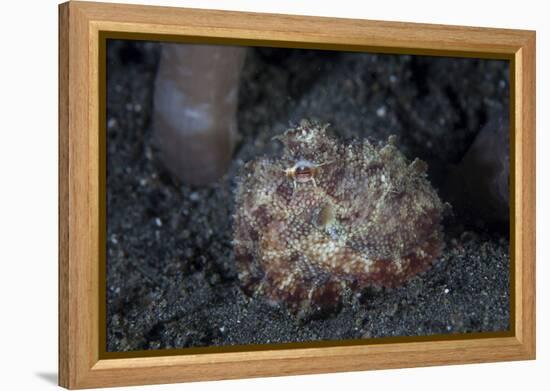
106, 40, 510, 352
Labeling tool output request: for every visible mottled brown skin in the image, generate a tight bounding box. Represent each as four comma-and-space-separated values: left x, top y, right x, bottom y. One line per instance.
233, 121, 445, 317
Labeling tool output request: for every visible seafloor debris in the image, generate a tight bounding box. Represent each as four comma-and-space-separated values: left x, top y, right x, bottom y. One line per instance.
233, 121, 447, 317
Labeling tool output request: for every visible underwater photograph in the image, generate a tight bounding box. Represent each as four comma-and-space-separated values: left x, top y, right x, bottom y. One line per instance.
105, 40, 510, 352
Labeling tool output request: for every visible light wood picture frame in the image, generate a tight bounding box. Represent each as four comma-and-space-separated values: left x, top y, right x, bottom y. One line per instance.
59, 1, 536, 389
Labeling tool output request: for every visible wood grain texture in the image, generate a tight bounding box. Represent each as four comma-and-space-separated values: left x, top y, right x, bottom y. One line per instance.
517, 33, 536, 354
58, 1, 536, 389
58, 3, 70, 387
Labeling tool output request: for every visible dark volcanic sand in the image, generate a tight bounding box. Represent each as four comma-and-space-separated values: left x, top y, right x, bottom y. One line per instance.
106, 40, 510, 352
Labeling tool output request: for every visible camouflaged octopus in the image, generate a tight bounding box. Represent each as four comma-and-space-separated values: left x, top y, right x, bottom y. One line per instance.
233, 121, 446, 316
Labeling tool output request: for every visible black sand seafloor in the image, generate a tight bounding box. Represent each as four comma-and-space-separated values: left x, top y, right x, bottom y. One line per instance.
106, 40, 510, 352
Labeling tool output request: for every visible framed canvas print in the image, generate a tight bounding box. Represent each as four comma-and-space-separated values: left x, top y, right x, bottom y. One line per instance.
58, 1, 536, 389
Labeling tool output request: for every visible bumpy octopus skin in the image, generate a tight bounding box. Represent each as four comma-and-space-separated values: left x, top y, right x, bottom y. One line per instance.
233, 122, 445, 316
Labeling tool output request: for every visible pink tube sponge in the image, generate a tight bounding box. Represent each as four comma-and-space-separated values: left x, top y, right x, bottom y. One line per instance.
153, 43, 246, 185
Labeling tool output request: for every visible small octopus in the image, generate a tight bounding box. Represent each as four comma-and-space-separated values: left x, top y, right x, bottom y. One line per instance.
233, 121, 446, 317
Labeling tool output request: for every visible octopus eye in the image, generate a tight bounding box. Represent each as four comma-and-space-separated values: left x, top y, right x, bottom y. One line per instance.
312, 203, 334, 229
295, 165, 312, 179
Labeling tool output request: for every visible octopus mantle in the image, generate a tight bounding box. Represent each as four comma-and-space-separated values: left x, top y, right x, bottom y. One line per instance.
233, 122, 445, 316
